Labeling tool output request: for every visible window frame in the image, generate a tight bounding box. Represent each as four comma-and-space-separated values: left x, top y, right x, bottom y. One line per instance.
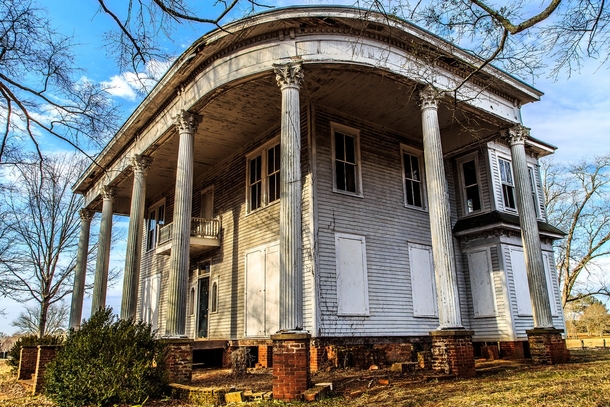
400, 144, 427, 210
528, 166, 541, 218
457, 153, 483, 215
331, 123, 363, 197
497, 156, 517, 211
210, 276, 219, 314
146, 198, 166, 252
245, 138, 281, 214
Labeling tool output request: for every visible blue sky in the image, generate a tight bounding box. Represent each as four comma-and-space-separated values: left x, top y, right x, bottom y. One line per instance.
1, 1, 608, 334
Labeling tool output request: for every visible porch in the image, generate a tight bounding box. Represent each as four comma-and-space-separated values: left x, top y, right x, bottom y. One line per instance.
156, 217, 221, 255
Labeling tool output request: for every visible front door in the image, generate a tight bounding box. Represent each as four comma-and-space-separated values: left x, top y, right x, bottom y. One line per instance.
197, 276, 210, 338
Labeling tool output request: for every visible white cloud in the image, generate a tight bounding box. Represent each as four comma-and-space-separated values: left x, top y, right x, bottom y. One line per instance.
100, 59, 174, 102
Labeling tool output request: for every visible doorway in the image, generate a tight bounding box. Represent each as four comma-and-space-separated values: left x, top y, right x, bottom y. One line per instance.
197, 276, 210, 338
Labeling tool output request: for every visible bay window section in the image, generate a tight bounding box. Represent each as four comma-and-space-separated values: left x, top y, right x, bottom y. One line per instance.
499, 158, 516, 210
461, 158, 481, 214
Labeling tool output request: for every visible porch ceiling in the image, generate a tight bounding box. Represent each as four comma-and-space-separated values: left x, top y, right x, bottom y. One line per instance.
110, 65, 502, 213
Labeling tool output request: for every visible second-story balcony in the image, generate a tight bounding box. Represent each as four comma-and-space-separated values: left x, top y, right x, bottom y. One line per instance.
156, 217, 221, 256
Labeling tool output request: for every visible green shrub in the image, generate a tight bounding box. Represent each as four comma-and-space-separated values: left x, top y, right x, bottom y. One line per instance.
7, 334, 64, 370
45, 308, 168, 407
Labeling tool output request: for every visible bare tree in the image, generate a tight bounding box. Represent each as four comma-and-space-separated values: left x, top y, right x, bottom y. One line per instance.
0, 154, 87, 337
580, 301, 610, 337
542, 156, 610, 307
11, 303, 68, 336
0, 0, 119, 163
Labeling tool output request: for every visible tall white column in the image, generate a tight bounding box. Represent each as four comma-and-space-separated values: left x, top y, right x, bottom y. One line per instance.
166, 110, 200, 336
69, 209, 94, 329
121, 155, 153, 320
506, 125, 554, 328
91, 186, 116, 313
274, 61, 304, 331
420, 86, 463, 330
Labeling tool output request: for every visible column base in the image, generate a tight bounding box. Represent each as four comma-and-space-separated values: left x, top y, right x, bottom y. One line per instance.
430, 330, 476, 378
526, 328, 570, 365
272, 332, 311, 401
160, 338, 194, 384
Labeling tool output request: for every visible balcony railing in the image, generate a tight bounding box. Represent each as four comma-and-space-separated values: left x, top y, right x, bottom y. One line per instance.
157, 217, 221, 246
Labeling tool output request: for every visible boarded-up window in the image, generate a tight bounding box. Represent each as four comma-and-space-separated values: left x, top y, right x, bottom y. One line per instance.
141, 274, 161, 330
468, 249, 497, 317
509, 248, 533, 316
245, 243, 279, 336
409, 244, 437, 317
335, 233, 369, 316
542, 253, 558, 316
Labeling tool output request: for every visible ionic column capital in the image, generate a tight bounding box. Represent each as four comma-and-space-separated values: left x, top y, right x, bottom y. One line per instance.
101, 185, 117, 201
504, 124, 530, 146
131, 154, 154, 174
420, 85, 442, 110
173, 110, 202, 134
79, 208, 95, 222
274, 61, 304, 90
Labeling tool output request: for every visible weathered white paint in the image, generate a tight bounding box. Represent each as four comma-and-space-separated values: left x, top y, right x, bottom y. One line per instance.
542, 253, 558, 316
509, 247, 533, 316
69, 209, 94, 329
141, 274, 161, 331
245, 243, 280, 337
506, 126, 554, 328
408, 244, 437, 317
335, 233, 369, 316
467, 249, 497, 317
91, 186, 116, 312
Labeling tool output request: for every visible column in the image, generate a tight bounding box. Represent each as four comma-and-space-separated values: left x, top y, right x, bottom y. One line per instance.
419, 86, 463, 330
120, 155, 153, 320
69, 209, 94, 329
274, 61, 304, 331
505, 125, 554, 328
91, 186, 116, 313
166, 110, 200, 336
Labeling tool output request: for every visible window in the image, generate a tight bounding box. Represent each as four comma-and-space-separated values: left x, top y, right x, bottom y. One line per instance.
189, 287, 196, 316
498, 158, 516, 210
409, 243, 437, 317
146, 200, 165, 251
460, 158, 481, 213
401, 146, 425, 209
335, 233, 369, 316
467, 249, 496, 317
247, 141, 280, 212
210, 279, 218, 313
529, 167, 540, 217
332, 125, 361, 195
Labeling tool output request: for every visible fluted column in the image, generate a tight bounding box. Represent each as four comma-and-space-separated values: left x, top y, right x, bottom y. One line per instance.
91, 186, 116, 313
121, 155, 153, 320
506, 125, 554, 328
69, 209, 94, 329
419, 86, 463, 329
166, 110, 200, 336
274, 61, 304, 331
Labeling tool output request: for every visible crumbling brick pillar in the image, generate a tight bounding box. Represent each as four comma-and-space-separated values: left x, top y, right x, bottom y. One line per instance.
309, 340, 326, 373
258, 345, 273, 368
527, 328, 570, 364
430, 330, 475, 378
33, 345, 61, 394
161, 338, 193, 384
272, 332, 310, 400
499, 341, 526, 359
18, 346, 38, 380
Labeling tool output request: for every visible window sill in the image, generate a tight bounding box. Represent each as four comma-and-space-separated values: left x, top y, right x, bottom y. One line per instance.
404, 204, 428, 212
332, 189, 364, 199
245, 199, 280, 216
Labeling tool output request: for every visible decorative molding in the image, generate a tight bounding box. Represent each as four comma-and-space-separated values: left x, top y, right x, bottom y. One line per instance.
419, 85, 442, 110
273, 61, 304, 89
100, 185, 117, 200
131, 154, 154, 174
505, 124, 530, 146
79, 208, 95, 222
173, 110, 202, 134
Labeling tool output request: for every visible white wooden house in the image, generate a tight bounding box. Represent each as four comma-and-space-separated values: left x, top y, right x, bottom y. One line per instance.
71, 6, 567, 368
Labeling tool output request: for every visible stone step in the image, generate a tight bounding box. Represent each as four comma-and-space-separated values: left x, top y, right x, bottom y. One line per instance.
302, 383, 331, 402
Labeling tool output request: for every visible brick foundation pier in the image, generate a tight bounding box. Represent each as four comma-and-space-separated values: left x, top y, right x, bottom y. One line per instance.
430, 330, 475, 378
272, 332, 311, 401
161, 338, 194, 384
527, 328, 570, 364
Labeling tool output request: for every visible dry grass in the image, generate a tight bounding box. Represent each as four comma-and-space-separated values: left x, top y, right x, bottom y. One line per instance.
1, 350, 609, 406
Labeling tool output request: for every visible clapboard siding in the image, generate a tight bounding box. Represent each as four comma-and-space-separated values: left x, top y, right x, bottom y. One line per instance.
136, 110, 312, 340
315, 108, 445, 336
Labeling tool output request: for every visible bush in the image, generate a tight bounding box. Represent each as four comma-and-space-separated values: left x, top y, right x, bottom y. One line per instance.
45, 308, 168, 407
7, 334, 64, 370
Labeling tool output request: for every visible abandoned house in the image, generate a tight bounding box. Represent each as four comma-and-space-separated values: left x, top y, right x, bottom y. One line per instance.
70, 6, 569, 390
